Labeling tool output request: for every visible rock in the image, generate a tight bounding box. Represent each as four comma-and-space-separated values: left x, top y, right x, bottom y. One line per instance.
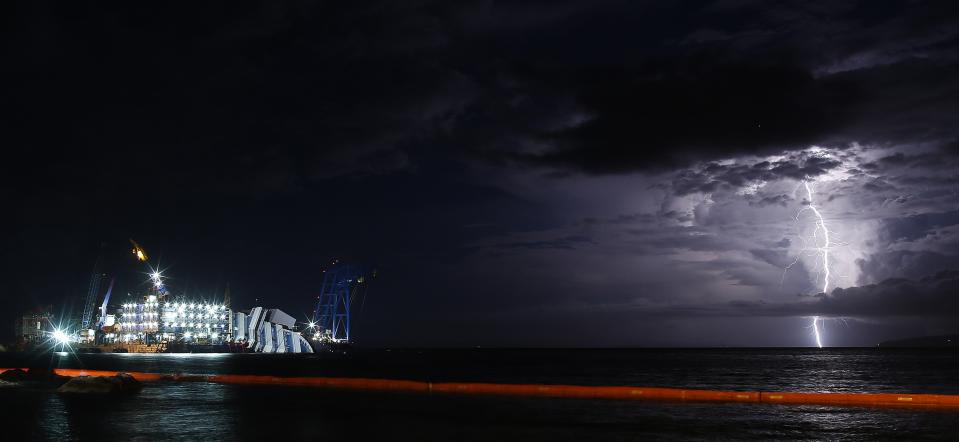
25, 368, 71, 385
0, 368, 70, 386
115, 373, 142, 392
0, 369, 28, 382
57, 373, 142, 394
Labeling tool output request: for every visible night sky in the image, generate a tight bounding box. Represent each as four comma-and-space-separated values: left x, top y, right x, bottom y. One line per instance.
4, 1, 959, 347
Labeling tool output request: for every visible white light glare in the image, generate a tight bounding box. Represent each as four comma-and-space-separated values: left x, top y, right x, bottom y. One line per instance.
52, 329, 70, 345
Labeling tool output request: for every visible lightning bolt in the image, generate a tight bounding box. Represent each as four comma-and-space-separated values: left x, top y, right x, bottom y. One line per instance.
804, 181, 831, 349
811, 316, 823, 349
803, 180, 831, 294
783, 179, 838, 348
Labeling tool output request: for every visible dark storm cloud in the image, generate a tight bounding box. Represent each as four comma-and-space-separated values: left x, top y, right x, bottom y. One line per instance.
6, 1, 958, 184
755, 270, 959, 318
493, 234, 593, 251
615, 270, 959, 320
857, 250, 956, 285
519, 62, 859, 173
877, 210, 959, 245
466, 1, 959, 175
749, 249, 793, 269
625, 226, 738, 253
749, 194, 792, 207
860, 150, 959, 175
668, 150, 845, 196
847, 211, 959, 286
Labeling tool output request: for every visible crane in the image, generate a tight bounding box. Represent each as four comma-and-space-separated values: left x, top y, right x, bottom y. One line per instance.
80, 239, 152, 333
80, 249, 106, 331
312, 261, 374, 344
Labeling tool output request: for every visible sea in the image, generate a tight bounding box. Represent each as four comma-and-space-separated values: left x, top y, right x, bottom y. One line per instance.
1, 348, 958, 441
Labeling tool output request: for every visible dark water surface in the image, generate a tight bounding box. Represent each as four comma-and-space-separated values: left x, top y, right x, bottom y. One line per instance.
1, 348, 958, 440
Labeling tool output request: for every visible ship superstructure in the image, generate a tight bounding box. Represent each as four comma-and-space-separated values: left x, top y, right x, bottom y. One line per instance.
114, 298, 232, 345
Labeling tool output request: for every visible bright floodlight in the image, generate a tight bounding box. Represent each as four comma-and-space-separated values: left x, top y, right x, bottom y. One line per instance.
52, 329, 70, 344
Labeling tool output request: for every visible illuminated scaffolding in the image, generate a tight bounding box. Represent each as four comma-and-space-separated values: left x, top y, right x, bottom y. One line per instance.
116, 297, 231, 344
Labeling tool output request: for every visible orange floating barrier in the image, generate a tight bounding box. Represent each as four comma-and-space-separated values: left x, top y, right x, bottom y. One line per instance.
683, 389, 759, 403
937, 394, 959, 407
49, 368, 166, 382
4, 367, 959, 410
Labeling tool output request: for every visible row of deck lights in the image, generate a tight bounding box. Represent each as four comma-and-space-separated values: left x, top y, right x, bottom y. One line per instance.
122, 302, 226, 319
118, 321, 161, 328
114, 330, 224, 341
181, 332, 219, 339
117, 321, 225, 328
165, 322, 225, 328
167, 312, 226, 319
120, 302, 225, 310
171, 302, 226, 310
121, 303, 158, 309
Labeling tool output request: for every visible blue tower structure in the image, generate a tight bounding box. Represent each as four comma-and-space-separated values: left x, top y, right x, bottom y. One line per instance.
312, 263, 373, 343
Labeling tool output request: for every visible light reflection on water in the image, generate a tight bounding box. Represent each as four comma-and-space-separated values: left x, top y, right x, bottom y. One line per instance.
0, 349, 956, 440
8, 384, 957, 441
106, 352, 231, 360
27, 383, 233, 441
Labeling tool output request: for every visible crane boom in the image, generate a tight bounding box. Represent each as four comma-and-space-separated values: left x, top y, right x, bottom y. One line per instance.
81, 257, 104, 330
96, 278, 115, 328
